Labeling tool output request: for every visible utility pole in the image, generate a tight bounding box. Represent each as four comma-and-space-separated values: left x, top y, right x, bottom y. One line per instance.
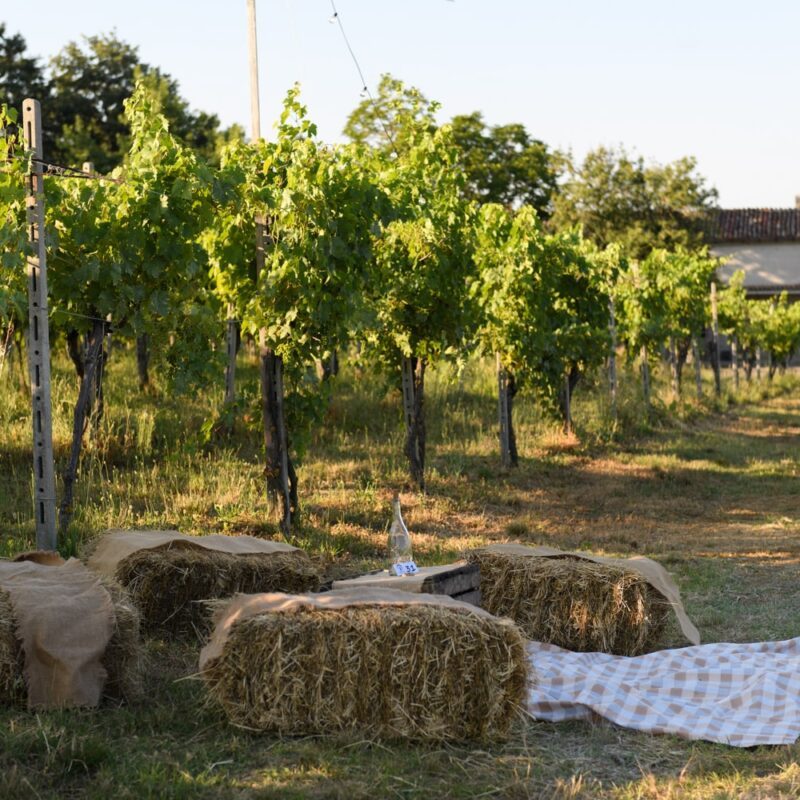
22, 99, 57, 551
247, 0, 262, 142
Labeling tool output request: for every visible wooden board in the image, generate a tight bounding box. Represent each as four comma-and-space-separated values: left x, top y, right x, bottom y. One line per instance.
332, 562, 481, 606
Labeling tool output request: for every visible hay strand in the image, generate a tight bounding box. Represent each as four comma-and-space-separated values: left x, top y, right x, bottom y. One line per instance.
467, 550, 670, 656
202, 603, 528, 741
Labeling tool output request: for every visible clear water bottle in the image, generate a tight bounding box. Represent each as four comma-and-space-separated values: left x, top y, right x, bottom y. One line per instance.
388, 494, 413, 571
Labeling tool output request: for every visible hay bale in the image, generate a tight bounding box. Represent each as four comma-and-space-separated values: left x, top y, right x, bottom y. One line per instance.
201, 595, 528, 741
0, 576, 143, 706
98, 576, 145, 702
117, 547, 320, 636
467, 549, 670, 656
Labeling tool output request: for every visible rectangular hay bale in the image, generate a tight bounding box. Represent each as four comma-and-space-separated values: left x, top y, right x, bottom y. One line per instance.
200, 590, 528, 741
87, 531, 321, 637
467, 547, 671, 656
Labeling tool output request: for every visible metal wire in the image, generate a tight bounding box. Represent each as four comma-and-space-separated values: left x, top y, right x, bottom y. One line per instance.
328, 0, 398, 154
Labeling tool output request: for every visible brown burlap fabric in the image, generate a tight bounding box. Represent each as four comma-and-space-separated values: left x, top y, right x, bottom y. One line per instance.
87, 529, 300, 578
0, 555, 114, 708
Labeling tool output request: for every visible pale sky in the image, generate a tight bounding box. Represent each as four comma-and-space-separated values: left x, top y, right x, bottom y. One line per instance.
5, 1, 800, 208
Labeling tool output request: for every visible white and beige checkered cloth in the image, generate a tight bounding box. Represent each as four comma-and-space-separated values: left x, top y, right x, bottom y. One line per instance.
527, 637, 800, 746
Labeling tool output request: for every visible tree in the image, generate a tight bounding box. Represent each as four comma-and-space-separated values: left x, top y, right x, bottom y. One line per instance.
450, 111, 560, 216
645, 248, 719, 398
472, 204, 542, 464
47, 33, 221, 171
47, 79, 219, 532
718, 270, 760, 380
0, 103, 26, 304
758, 293, 800, 379
365, 120, 475, 489
219, 88, 379, 529
474, 205, 615, 451
343, 73, 437, 153
615, 254, 670, 407
0, 102, 28, 380
0, 25, 49, 112
552, 146, 718, 259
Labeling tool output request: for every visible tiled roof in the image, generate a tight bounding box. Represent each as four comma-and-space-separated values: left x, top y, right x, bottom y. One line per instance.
706, 209, 800, 243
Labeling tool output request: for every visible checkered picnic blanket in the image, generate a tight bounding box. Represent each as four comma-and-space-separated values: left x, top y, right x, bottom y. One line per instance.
526, 637, 800, 746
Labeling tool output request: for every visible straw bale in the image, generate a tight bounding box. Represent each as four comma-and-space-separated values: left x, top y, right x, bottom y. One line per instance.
202, 603, 528, 741
117, 547, 320, 636
467, 550, 670, 656
0, 576, 143, 706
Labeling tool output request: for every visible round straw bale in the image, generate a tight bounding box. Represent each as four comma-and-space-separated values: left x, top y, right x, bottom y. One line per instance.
116, 547, 320, 637
467, 550, 670, 656
0, 576, 143, 706
202, 603, 528, 741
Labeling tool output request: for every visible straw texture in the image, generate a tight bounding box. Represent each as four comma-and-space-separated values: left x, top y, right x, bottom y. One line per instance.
117, 547, 319, 636
467, 550, 670, 656
202, 599, 528, 740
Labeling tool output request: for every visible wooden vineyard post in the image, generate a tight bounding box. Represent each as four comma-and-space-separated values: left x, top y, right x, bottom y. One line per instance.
632, 264, 651, 412
246, 0, 261, 149
692, 336, 703, 401
224, 304, 237, 407
401, 355, 420, 474
22, 99, 57, 551
563, 373, 572, 436
640, 345, 651, 410
272, 353, 291, 533
731, 334, 740, 392
756, 347, 762, 382
608, 298, 618, 421
710, 281, 721, 397
497, 354, 512, 467
669, 336, 680, 401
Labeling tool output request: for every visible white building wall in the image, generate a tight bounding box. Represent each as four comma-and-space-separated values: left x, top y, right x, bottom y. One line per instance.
711, 242, 800, 288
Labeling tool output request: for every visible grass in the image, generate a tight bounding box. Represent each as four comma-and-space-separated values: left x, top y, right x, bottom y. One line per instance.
1, 343, 800, 798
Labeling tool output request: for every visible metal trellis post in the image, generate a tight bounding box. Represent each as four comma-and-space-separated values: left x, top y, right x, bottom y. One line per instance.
22, 98, 57, 551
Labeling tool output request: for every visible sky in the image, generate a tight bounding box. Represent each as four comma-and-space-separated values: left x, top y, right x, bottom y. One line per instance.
4, 0, 800, 208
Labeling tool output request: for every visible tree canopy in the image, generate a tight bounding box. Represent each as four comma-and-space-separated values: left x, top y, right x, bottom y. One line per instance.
551, 146, 718, 259
0, 23, 49, 113
450, 112, 560, 216
343, 74, 437, 154
0, 27, 223, 172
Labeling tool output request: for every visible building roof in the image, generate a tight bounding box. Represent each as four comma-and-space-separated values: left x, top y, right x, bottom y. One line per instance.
706, 209, 800, 243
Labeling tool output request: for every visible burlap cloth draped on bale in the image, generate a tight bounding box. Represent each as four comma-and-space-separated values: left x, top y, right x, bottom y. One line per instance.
0, 554, 114, 708
468, 544, 699, 655
87, 530, 300, 577
200, 588, 529, 740
87, 530, 319, 636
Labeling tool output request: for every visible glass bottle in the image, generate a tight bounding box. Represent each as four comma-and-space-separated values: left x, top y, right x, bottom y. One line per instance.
388, 493, 413, 571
